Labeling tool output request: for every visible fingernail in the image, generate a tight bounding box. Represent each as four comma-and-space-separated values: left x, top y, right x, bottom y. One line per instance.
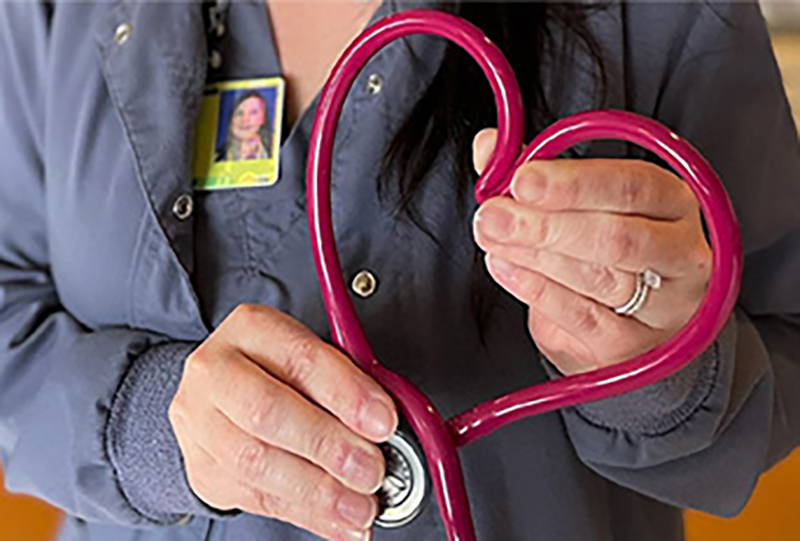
336, 492, 375, 530
343, 448, 383, 492
337, 529, 370, 541
476, 206, 514, 241
514, 168, 547, 203
359, 397, 396, 440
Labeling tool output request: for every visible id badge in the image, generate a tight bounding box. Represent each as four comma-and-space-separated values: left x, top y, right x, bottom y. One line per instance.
192, 77, 285, 190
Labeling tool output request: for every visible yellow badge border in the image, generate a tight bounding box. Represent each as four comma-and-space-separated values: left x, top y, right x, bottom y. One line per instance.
192, 77, 285, 191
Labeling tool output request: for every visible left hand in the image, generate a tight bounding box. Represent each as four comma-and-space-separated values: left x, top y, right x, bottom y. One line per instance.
472, 129, 712, 376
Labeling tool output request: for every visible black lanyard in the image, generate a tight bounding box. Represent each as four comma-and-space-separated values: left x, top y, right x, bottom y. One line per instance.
203, 0, 230, 65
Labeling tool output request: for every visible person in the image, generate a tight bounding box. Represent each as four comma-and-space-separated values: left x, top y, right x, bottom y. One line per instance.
218, 91, 273, 161
0, 1, 799, 541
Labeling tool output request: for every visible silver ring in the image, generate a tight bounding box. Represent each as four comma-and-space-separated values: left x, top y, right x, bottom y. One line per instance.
614, 268, 662, 317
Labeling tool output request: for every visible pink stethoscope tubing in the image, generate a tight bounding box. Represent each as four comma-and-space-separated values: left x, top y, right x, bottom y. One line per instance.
306, 9, 742, 541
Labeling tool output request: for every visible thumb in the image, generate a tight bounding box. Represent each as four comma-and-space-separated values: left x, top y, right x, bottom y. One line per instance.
472, 128, 498, 174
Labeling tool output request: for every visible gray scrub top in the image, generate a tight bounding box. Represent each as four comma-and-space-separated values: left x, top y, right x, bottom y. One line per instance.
1, 1, 800, 540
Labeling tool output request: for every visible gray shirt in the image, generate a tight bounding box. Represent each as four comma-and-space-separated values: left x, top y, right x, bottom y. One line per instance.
1, 1, 799, 540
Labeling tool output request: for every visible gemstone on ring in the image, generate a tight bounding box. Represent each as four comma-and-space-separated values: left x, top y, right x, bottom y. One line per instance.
642, 267, 662, 290
614, 267, 663, 317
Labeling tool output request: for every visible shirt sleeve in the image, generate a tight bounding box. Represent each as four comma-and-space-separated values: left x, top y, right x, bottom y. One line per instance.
0, 3, 216, 526
555, 0, 800, 517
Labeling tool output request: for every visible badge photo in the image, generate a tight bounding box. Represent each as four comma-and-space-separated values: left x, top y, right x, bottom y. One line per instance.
192, 77, 285, 190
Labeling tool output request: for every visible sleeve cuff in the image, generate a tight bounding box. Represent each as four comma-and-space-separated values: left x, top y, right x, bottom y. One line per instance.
539, 318, 735, 436
105, 341, 239, 524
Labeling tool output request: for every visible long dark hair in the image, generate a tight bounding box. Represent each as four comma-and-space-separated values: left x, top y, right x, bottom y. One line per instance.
378, 2, 607, 332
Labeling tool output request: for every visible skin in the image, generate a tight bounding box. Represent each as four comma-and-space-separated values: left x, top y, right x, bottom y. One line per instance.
267, 0, 381, 124
472, 129, 712, 375
231, 96, 267, 144
173, 4, 388, 540
170, 305, 398, 541
170, 2, 710, 540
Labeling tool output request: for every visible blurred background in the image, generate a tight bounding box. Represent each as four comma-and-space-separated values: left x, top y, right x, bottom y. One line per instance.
2, 2, 800, 541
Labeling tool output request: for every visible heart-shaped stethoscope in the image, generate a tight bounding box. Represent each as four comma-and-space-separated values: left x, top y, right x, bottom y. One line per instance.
306, 9, 742, 541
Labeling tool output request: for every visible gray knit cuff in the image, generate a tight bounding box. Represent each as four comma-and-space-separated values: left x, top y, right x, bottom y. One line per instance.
540, 317, 735, 436
105, 341, 237, 524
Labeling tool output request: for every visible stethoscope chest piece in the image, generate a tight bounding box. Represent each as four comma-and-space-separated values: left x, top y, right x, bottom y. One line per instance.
375, 430, 429, 529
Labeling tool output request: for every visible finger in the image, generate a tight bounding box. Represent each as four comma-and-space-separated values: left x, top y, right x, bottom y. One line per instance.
194, 347, 386, 495
509, 159, 697, 220
484, 254, 663, 361
474, 196, 697, 277
190, 407, 378, 534
526, 307, 599, 375
184, 443, 371, 541
483, 244, 699, 330
479, 243, 639, 310
472, 128, 498, 174
222, 304, 397, 443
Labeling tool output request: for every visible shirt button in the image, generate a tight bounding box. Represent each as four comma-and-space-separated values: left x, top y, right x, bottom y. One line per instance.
367, 73, 383, 95
114, 23, 132, 45
351, 270, 378, 298
172, 194, 194, 221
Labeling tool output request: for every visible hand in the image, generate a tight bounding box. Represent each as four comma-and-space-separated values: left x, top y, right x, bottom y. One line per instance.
472, 129, 712, 375
169, 304, 398, 540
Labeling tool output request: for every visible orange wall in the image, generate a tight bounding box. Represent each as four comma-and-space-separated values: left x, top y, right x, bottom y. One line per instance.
0, 470, 61, 540
686, 450, 800, 541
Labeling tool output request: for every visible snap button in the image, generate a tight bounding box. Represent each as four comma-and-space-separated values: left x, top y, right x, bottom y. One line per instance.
209, 49, 223, 70
366, 73, 383, 95
172, 194, 194, 221
114, 23, 132, 45
351, 270, 378, 298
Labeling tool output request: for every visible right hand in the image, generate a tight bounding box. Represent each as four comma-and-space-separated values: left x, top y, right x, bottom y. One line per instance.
169, 304, 398, 541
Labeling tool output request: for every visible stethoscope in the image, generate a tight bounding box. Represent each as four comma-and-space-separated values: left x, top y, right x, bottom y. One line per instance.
306, 10, 742, 541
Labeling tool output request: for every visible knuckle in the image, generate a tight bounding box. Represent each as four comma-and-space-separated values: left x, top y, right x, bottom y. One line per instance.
588, 264, 622, 300
254, 491, 290, 519
323, 378, 364, 428
232, 303, 276, 330
187, 472, 216, 505
305, 474, 341, 514
231, 303, 255, 319
605, 219, 635, 265
235, 442, 272, 480
688, 243, 712, 278
240, 393, 281, 435
621, 166, 649, 208
310, 424, 348, 474
675, 180, 698, 211
573, 303, 602, 336
167, 396, 187, 428
558, 174, 581, 208
186, 346, 215, 377
529, 212, 551, 247
283, 335, 321, 386
620, 176, 644, 209
521, 272, 547, 305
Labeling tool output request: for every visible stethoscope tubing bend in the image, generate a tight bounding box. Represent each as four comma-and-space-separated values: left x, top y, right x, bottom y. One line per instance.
307, 10, 742, 541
